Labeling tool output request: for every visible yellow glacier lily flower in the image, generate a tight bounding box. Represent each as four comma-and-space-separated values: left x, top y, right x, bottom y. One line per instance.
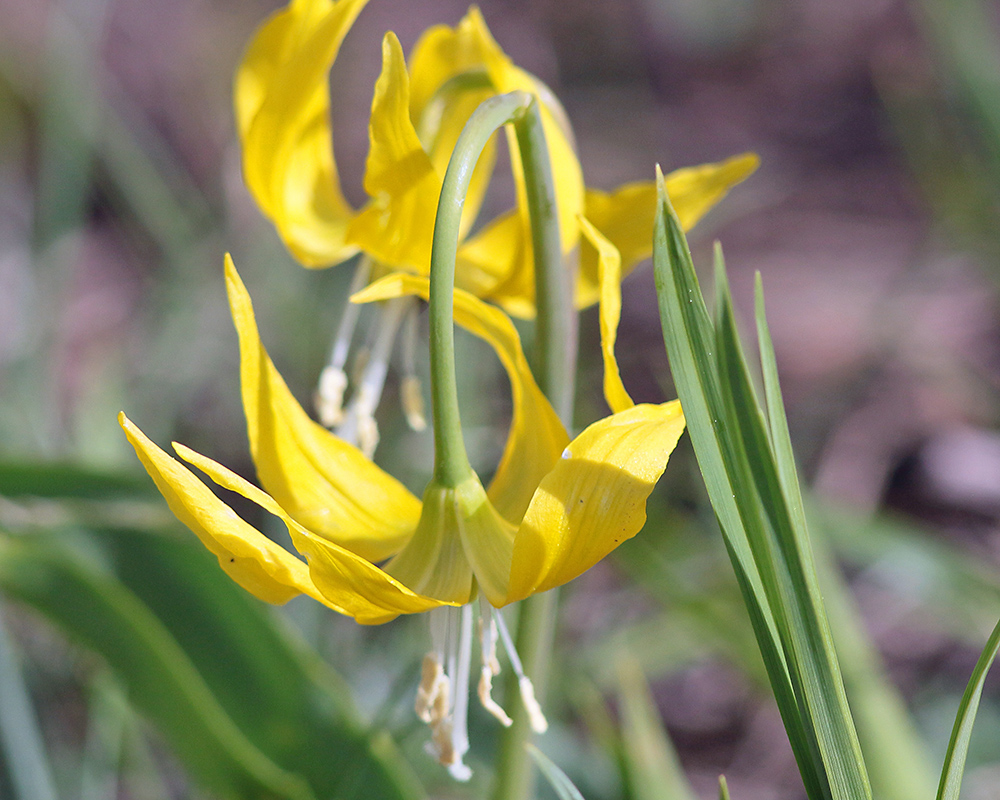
120, 256, 685, 775
122, 256, 683, 617
235, 0, 757, 315
236, 0, 576, 274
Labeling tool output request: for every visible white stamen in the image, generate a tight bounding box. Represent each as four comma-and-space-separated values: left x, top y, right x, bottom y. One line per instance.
401, 375, 427, 432
478, 668, 512, 727
336, 296, 412, 456
421, 606, 473, 782
315, 258, 371, 427
477, 598, 512, 725
356, 408, 380, 460
350, 346, 370, 385
494, 608, 549, 733
316, 366, 348, 427
518, 675, 548, 734
415, 653, 448, 723
448, 604, 474, 778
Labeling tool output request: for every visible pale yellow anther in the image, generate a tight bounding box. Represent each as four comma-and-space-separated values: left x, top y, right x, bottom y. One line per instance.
519, 676, 548, 734
415, 653, 449, 723
478, 667, 512, 727
357, 413, 380, 460
401, 375, 427, 431
315, 365, 348, 427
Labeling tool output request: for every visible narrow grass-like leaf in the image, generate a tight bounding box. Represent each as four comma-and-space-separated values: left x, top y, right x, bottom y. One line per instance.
0, 525, 424, 800
936, 617, 1000, 800
652, 167, 826, 800
715, 257, 870, 800
653, 169, 872, 800
718, 775, 731, 800
616, 657, 698, 800
97, 526, 421, 800
0, 533, 316, 800
0, 605, 58, 800
528, 745, 587, 800
0, 462, 153, 500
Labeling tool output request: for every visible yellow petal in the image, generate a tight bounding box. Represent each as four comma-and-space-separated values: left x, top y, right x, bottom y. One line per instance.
236, 0, 367, 266
346, 33, 441, 274
119, 413, 319, 606
468, 8, 584, 255
505, 401, 686, 604
407, 18, 498, 238
225, 255, 421, 563
352, 274, 569, 524
579, 215, 634, 414
444, 9, 584, 320
577, 153, 759, 308
451, 477, 518, 608
174, 441, 448, 625
455, 209, 531, 315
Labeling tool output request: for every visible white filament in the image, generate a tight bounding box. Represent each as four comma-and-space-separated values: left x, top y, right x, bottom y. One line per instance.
316, 257, 371, 427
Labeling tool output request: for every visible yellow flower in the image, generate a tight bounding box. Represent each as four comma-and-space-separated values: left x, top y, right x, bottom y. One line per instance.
119, 255, 684, 776
121, 256, 683, 621
235, 0, 757, 315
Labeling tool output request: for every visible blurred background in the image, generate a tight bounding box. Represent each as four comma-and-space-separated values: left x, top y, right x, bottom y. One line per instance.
3, 0, 1000, 798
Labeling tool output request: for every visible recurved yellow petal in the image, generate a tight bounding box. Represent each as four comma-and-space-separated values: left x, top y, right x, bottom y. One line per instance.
225, 255, 421, 563
346, 33, 441, 274
443, 8, 584, 320
352, 273, 569, 524
119, 413, 319, 606
174, 442, 448, 625
467, 8, 584, 252
579, 216, 634, 414
236, 0, 367, 266
577, 153, 759, 308
455, 209, 530, 315
407, 16, 498, 238
505, 401, 686, 604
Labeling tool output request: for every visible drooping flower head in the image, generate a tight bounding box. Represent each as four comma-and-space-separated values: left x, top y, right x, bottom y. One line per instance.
124, 0, 757, 779
236, 0, 756, 315
121, 251, 684, 776
235, 0, 755, 459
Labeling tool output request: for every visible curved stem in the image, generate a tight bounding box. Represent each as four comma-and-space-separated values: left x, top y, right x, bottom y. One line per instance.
429, 91, 533, 487
516, 98, 575, 421
494, 104, 577, 800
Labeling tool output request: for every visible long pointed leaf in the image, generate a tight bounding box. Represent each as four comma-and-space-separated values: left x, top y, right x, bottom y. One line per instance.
652, 168, 826, 799
653, 169, 872, 800
0, 532, 315, 800
936, 617, 1000, 800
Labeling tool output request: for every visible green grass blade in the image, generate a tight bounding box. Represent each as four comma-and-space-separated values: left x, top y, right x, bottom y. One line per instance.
617, 657, 699, 800
96, 526, 422, 800
719, 775, 732, 800
936, 617, 1000, 800
528, 745, 587, 800
652, 169, 826, 799
653, 171, 872, 800
754, 272, 929, 800
0, 605, 59, 800
714, 259, 870, 800
0, 533, 317, 800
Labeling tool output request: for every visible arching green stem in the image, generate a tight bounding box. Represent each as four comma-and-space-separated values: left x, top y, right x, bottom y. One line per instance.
429, 89, 574, 800
494, 103, 576, 800
429, 91, 534, 487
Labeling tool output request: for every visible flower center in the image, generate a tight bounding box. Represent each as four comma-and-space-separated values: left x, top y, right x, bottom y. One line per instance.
315, 257, 427, 458
417, 600, 547, 780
